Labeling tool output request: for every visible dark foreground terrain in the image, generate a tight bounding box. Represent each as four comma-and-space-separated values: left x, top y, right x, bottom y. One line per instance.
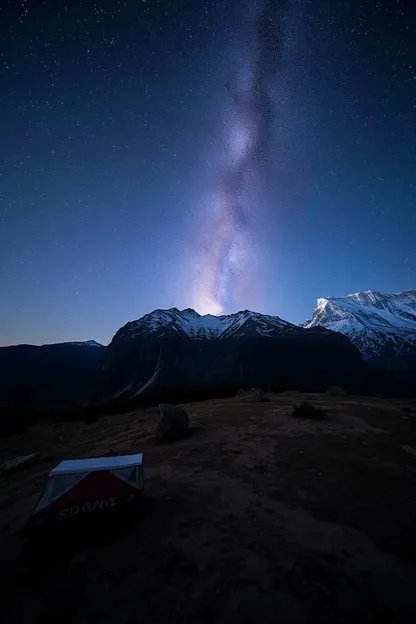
1, 392, 416, 623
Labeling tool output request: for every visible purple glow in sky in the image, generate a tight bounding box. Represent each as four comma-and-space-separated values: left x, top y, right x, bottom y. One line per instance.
192, 1, 287, 315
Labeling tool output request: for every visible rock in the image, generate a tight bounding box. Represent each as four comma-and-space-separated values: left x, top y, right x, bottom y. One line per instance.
156, 404, 190, 443
326, 386, 346, 396
1, 453, 40, 474
240, 388, 270, 403
292, 402, 326, 420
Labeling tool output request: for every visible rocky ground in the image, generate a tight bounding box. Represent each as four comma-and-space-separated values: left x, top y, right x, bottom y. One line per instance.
1, 392, 416, 623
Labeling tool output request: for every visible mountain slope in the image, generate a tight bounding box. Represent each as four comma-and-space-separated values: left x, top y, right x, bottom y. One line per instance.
304, 290, 416, 369
90, 308, 368, 407
0, 341, 106, 421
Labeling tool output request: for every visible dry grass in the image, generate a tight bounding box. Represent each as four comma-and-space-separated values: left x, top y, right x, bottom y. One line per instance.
1, 392, 416, 623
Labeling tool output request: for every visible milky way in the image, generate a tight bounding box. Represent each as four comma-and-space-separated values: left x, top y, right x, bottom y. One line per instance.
193, 0, 288, 315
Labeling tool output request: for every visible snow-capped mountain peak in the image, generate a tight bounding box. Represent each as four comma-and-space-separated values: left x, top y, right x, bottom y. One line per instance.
115, 308, 297, 342
304, 290, 416, 367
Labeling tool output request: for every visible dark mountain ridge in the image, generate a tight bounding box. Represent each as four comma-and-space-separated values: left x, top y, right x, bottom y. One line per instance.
0, 341, 106, 432
1, 302, 415, 433
89, 308, 414, 411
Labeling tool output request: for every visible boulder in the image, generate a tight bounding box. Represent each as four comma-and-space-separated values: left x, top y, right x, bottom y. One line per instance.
156, 403, 190, 443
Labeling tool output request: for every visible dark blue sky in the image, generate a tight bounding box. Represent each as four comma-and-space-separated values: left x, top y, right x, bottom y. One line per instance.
1, 0, 415, 345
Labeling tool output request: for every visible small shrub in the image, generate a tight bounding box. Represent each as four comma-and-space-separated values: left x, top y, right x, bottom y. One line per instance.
292, 402, 326, 420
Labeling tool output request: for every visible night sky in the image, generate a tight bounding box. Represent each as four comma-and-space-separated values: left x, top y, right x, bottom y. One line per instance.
1, 0, 415, 346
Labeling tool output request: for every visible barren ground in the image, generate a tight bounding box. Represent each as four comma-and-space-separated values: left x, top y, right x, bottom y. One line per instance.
1, 392, 416, 623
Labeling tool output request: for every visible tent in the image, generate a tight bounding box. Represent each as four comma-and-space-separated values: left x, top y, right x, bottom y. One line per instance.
27, 453, 144, 530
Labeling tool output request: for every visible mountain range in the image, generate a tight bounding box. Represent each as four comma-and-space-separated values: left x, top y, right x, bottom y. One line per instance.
111, 308, 298, 342
304, 290, 416, 370
91, 308, 364, 408
0, 290, 414, 429
0, 341, 105, 431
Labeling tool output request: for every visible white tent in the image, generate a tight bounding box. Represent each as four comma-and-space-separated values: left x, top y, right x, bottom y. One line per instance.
28, 453, 144, 529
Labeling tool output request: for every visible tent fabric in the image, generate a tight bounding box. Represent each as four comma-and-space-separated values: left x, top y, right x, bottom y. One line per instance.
50, 453, 143, 475
30, 453, 144, 524
34, 472, 86, 513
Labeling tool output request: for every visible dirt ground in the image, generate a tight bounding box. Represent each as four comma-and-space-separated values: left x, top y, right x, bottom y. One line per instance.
1, 392, 416, 623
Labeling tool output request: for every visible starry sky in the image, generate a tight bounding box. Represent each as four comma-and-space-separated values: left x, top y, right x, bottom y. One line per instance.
1, 0, 415, 346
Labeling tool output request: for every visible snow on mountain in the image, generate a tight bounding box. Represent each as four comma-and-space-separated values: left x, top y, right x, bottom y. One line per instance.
304, 290, 416, 366
114, 308, 298, 342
